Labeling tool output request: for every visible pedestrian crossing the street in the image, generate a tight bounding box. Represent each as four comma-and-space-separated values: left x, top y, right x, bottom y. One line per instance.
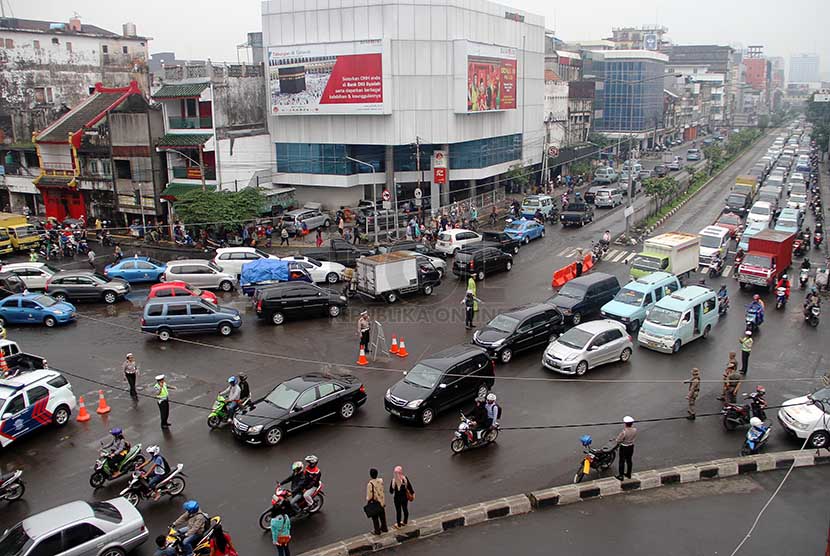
556, 246, 636, 265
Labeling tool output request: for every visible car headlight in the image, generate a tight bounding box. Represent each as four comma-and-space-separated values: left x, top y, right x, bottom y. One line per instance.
406, 399, 423, 409
561, 308, 572, 315
385, 388, 391, 399
248, 425, 263, 434
620, 316, 630, 322
565, 352, 580, 361
339, 295, 347, 301
491, 338, 506, 347
232, 315, 241, 320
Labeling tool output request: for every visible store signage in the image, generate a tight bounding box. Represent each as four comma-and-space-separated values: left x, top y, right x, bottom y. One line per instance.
433, 151, 447, 185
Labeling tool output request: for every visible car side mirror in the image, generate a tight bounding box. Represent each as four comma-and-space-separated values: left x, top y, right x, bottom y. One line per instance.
2, 413, 11, 420
589, 346, 599, 351
293, 405, 303, 412
438, 383, 447, 389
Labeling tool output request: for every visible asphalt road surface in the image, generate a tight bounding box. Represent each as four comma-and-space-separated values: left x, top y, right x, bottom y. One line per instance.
387, 465, 830, 556
1, 128, 825, 555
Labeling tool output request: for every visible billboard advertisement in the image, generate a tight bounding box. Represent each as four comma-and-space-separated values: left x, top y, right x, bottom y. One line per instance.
465, 42, 518, 112
268, 40, 385, 115
432, 150, 447, 185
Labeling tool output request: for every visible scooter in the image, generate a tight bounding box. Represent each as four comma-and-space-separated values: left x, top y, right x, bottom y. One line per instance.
207, 395, 231, 429
708, 258, 725, 278
745, 306, 763, 333
573, 435, 618, 483
89, 442, 145, 488
164, 515, 221, 556
775, 287, 788, 310
258, 483, 325, 529
450, 414, 499, 454
793, 240, 806, 258
0, 470, 25, 501
722, 394, 767, 431
805, 304, 820, 327
800, 267, 810, 289
119, 464, 187, 506
741, 422, 772, 456
717, 293, 730, 315
591, 241, 605, 263
815, 232, 823, 249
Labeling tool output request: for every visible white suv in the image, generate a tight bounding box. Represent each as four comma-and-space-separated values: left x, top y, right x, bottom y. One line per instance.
0, 369, 77, 447
435, 229, 482, 256
778, 386, 830, 448
2, 262, 61, 290
213, 247, 278, 279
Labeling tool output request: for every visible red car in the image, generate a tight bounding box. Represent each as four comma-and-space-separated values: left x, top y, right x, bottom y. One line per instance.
714, 212, 742, 238
147, 281, 219, 304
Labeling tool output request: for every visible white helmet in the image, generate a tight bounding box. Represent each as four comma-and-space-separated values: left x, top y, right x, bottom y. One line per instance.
749, 417, 762, 428
486, 393, 497, 403
623, 416, 635, 424
146, 445, 160, 456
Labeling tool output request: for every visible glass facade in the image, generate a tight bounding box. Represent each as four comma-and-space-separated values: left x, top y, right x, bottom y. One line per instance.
449, 134, 522, 169
590, 58, 665, 133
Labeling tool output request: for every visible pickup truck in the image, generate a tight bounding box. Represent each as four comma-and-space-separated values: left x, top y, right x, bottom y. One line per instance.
303, 239, 375, 267
0, 339, 48, 376
736, 230, 795, 291
559, 203, 595, 228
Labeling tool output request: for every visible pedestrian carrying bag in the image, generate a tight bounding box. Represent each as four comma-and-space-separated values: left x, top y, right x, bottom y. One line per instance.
277, 535, 291, 546
364, 483, 382, 518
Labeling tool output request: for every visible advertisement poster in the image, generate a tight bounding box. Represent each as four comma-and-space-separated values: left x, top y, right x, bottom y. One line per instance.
466, 43, 518, 112
432, 150, 448, 185
268, 40, 384, 115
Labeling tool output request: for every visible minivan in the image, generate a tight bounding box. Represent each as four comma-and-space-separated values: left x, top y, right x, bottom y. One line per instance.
593, 167, 618, 184
384, 344, 495, 426
788, 184, 808, 210
638, 285, 719, 353
141, 298, 242, 341
521, 195, 555, 219
698, 225, 731, 266
162, 259, 237, 292
600, 272, 680, 333
546, 272, 621, 325
593, 187, 623, 208
686, 148, 701, 161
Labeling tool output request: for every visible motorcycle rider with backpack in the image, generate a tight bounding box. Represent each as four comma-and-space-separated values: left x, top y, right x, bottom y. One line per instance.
102, 427, 130, 478
290, 455, 321, 514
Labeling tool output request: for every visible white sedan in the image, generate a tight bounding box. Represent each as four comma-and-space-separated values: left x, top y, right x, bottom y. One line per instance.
280, 255, 345, 284
778, 386, 830, 449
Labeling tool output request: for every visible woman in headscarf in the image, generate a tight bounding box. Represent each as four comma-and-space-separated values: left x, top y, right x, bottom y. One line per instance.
389, 465, 415, 528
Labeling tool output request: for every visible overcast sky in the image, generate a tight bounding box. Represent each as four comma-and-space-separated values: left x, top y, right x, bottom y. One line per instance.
14, 0, 829, 73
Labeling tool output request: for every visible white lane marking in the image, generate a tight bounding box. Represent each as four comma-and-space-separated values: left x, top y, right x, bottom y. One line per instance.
611, 250, 628, 263
605, 249, 619, 260
557, 247, 571, 257
723, 265, 732, 277
623, 253, 636, 263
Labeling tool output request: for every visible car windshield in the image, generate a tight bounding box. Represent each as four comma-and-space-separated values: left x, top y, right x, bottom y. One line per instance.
647, 306, 682, 327
264, 383, 302, 410
556, 327, 594, 349
505, 222, 524, 231
90, 501, 122, 523
700, 235, 723, 249
34, 295, 57, 307
0, 523, 30, 556
92, 273, 111, 283
728, 194, 746, 204
750, 206, 770, 216
486, 314, 520, 333
304, 258, 322, 267
404, 363, 443, 389
557, 283, 587, 299
614, 287, 644, 306
808, 388, 830, 412
777, 219, 797, 229
743, 254, 772, 268
719, 215, 739, 225
631, 255, 662, 271
523, 199, 540, 207
148, 258, 164, 267
208, 261, 223, 272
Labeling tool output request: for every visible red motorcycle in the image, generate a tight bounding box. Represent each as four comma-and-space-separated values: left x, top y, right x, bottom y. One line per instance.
257, 483, 324, 529
722, 393, 767, 431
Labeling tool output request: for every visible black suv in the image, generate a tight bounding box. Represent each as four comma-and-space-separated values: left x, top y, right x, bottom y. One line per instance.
452, 246, 513, 280
45, 270, 130, 304
480, 231, 521, 255
724, 192, 751, 216
384, 344, 495, 426
254, 282, 347, 325
378, 241, 446, 259
473, 303, 565, 364
546, 273, 621, 325
232, 373, 367, 446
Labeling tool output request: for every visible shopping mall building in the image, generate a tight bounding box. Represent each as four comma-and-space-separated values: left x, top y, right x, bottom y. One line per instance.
261, 0, 545, 210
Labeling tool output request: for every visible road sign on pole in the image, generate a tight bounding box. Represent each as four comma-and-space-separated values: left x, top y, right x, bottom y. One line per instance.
548, 146, 560, 158
413, 187, 422, 199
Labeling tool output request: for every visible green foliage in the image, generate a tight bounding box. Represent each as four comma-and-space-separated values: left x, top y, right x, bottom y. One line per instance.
504, 165, 530, 190
173, 187, 266, 225
642, 176, 678, 200
570, 160, 592, 177
703, 144, 724, 175
586, 132, 612, 149
757, 114, 770, 130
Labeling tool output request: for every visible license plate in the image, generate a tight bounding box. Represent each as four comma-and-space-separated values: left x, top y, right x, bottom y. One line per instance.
390, 409, 401, 416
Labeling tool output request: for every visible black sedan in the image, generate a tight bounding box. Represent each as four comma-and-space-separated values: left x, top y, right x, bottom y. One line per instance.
480, 231, 521, 255
472, 303, 565, 363
232, 373, 367, 446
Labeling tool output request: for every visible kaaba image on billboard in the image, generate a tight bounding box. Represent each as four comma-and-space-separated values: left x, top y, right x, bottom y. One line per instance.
278, 66, 306, 94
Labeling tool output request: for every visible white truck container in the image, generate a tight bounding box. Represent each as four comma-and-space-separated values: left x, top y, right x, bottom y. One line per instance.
355, 252, 441, 304
629, 232, 700, 280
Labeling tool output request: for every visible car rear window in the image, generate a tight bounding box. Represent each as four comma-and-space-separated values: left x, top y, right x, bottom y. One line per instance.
146, 305, 163, 317
454, 251, 474, 263
90, 501, 122, 523
47, 375, 68, 389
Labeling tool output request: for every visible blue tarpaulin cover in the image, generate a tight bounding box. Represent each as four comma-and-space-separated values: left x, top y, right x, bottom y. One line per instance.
240, 258, 290, 285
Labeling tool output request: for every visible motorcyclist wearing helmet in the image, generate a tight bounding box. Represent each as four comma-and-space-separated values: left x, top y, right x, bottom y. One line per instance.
280, 461, 306, 512
776, 274, 791, 300
484, 393, 501, 428
748, 385, 767, 420
748, 294, 765, 325
469, 396, 491, 441
802, 258, 812, 271
219, 376, 242, 418
136, 445, 171, 499
748, 416, 769, 441
103, 427, 130, 476
171, 500, 208, 556
717, 284, 728, 302
291, 455, 321, 513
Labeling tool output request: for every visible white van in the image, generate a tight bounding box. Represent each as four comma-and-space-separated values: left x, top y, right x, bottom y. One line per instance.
697, 225, 730, 266
594, 187, 623, 208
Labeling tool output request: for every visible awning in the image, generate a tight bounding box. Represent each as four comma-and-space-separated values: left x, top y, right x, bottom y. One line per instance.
152, 82, 210, 99
33, 174, 77, 189
157, 133, 212, 148
160, 182, 216, 199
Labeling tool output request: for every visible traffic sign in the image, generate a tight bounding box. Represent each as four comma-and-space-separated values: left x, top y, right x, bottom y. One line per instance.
381, 189, 391, 201
414, 188, 423, 199
548, 146, 560, 158
382, 201, 392, 210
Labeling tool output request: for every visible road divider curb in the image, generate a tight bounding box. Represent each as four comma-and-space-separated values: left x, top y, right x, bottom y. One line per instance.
298, 449, 829, 556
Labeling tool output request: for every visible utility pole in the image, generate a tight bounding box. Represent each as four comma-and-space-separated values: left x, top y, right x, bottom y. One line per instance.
415, 136, 421, 193
198, 146, 206, 192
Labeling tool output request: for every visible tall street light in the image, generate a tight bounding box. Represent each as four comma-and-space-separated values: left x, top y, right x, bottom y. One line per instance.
345, 155, 379, 245
156, 146, 207, 192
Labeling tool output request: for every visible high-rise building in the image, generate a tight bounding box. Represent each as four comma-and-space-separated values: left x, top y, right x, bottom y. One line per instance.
611, 25, 671, 52
667, 45, 735, 125
789, 53, 820, 84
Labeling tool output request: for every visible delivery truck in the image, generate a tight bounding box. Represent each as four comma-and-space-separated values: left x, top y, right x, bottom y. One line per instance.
733, 175, 759, 201
629, 232, 700, 280
736, 229, 795, 291
354, 252, 441, 304
0, 213, 39, 252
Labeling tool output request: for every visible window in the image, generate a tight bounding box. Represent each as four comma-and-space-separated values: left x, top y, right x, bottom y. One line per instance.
153, 288, 173, 298
166, 304, 189, 316
90, 501, 122, 523
101, 159, 112, 177
605, 328, 624, 342
295, 388, 317, 408
21, 300, 39, 309
4, 394, 25, 416
189, 305, 212, 315
102, 45, 108, 53
33, 39, 40, 49
47, 375, 69, 389
135, 262, 156, 270
643, 292, 653, 305
26, 386, 49, 404
34, 87, 54, 104
61, 523, 105, 549
317, 383, 336, 398
703, 297, 717, 314
114, 160, 132, 179
122, 45, 129, 54
29, 533, 61, 556
146, 305, 163, 316
0, 299, 17, 309
51, 37, 59, 45
4, 38, 12, 48
66, 41, 72, 52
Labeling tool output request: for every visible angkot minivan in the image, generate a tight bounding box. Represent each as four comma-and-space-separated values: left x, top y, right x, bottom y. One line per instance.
141, 298, 242, 341
638, 285, 719, 354
600, 272, 681, 333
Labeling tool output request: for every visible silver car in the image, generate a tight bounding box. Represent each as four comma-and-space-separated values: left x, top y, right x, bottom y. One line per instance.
0, 496, 148, 556
284, 202, 331, 234
163, 259, 237, 292
542, 320, 633, 375
397, 250, 446, 278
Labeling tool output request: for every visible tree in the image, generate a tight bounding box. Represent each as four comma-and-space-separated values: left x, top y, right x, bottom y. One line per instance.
642, 176, 678, 211
173, 187, 265, 226
757, 114, 770, 130
503, 165, 530, 193
702, 144, 724, 175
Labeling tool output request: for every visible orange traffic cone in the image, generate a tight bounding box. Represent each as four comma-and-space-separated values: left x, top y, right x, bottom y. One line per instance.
389, 335, 399, 354
96, 390, 111, 415
0, 351, 9, 376
76, 396, 91, 422
356, 345, 369, 366
397, 337, 409, 358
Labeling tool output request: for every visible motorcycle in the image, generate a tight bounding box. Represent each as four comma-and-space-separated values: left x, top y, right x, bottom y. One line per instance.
805, 304, 821, 327
775, 287, 787, 310
0, 470, 25, 501
165, 515, 221, 556
450, 414, 499, 454
591, 241, 604, 263
573, 435, 618, 483
89, 442, 145, 488
258, 483, 325, 529
745, 306, 763, 333
793, 240, 806, 258
717, 293, 730, 315
734, 250, 745, 267
722, 394, 767, 431
815, 232, 823, 249
207, 395, 251, 429
119, 464, 187, 506
741, 422, 772, 456
800, 268, 810, 289
708, 258, 725, 278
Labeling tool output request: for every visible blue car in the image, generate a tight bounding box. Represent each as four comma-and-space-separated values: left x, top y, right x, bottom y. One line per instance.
104, 256, 167, 283
0, 293, 76, 327
503, 220, 545, 245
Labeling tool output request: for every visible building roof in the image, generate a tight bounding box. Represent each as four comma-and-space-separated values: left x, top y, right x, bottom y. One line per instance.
33, 174, 76, 189
0, 17, 147, 40
592, 49, 669, 63
156, 133, 212, 148
160, 182, 216, 199
152, 82, 210, 99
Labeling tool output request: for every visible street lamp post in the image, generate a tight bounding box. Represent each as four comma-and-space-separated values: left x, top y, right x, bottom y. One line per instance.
157, 147, 207, 192
345, 155, 379, 245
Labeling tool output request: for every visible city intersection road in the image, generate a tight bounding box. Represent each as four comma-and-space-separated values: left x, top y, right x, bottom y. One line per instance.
1, 129, 823, 555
